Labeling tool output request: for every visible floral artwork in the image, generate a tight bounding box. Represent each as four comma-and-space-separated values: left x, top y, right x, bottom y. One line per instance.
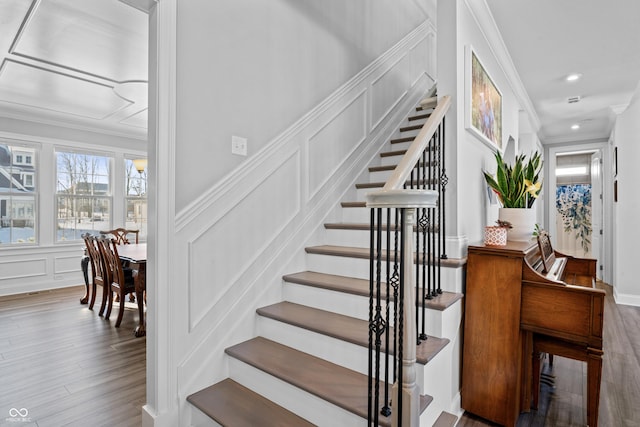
556, 184, 591, 253
470, 50, 502, 149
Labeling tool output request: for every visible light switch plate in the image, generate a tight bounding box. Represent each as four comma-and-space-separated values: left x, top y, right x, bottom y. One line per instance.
232, 136, 248, 156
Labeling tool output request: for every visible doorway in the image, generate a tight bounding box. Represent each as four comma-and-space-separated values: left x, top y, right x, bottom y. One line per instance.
552, 149, 604, 279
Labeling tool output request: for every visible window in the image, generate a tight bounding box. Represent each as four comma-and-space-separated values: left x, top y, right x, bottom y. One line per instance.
125, 158, 147, 238
56, 151, 111, 242
22, 173, 34, 188
0, 143, 37, 245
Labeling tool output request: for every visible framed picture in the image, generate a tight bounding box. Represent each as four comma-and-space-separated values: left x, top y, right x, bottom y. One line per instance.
465, 45, 503, 151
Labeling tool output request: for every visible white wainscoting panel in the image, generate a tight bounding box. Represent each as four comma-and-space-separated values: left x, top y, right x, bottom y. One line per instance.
370, 53, 411, 131
0, 257, 47, 280
187, 151, 301, 330
54, 254, 83, 274
308, 90, 367, 199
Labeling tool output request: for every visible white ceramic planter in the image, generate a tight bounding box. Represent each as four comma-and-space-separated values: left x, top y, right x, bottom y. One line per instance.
498, 208, 536, 241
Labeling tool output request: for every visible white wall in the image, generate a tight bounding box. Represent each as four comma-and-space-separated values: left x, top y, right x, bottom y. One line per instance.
438, 0, 528, 253
611, 86, 640, 305
147, 2, 439, 425
174, 0, 436, 212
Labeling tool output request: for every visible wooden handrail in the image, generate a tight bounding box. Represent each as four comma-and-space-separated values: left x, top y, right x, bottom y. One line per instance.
383, 95, 451, 191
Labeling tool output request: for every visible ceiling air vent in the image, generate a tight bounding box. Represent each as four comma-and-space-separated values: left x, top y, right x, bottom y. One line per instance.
567, 96, 581, 104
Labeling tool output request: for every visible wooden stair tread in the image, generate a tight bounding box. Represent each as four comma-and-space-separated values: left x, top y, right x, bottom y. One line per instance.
283, 271, 463, 311
380, 149, 407, 158
408, 112, 431, 121
433, 411, 458, 427
390, 136, 415, 144
324, 222, 439, 233
355, 179, 436, 189
305, 245, 467, 268
187, 378, 315, 427
225, 336, 432, 426
400, 124, 423, 132
257, 301, 449, 364
340, 201, 366, 208
368, 162, 434, 173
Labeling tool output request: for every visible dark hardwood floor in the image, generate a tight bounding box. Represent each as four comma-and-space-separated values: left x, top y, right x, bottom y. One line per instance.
1, 282, 637, 426
457, 282, 640, 427
0, 286, 145, 427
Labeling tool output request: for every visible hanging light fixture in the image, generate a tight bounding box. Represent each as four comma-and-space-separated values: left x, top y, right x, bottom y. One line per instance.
132, 158, 147, 174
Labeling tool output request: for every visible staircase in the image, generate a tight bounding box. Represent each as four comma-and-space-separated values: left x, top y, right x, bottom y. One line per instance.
187, 96, 465, 427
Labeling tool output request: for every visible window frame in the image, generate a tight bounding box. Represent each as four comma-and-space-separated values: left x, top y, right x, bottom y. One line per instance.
0, 140, 39, 246
54, 148, 114, 243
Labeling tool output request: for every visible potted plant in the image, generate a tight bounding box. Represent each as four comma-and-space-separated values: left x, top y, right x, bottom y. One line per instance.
483, 150, 543, 241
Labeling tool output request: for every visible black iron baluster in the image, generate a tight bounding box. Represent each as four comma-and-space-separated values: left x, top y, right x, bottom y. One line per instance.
381, 208, 392, 417
368, 208, 375, 425
396, 208, 406, 427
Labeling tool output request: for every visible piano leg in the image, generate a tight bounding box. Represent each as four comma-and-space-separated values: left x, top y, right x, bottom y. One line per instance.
532, 350, 543, 410
587, 348, 604, 427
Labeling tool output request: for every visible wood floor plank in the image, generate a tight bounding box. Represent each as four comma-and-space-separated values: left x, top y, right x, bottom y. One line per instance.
0, 286, 145, 427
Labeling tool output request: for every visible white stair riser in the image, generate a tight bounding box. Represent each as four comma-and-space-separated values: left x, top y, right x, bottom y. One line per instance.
228, 358, 365, 427
283, 282, 370, 321
424, 299, 462, 341
381, 153, 405, 167
341, 207, 372, 223
325, 228, 444, 249
325, 228, 394, 247
190, 407, 222, 427
369, 169, 394, 183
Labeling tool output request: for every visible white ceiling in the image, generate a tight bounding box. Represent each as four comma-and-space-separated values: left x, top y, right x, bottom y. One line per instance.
0, 0, 149, 140
1, 1, 639, 146
486, 0, 640, 144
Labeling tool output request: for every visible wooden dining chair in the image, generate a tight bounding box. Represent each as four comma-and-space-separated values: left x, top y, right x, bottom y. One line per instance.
81, 233, 109, 316
97, 235, 138, 328
99, 228, 139, 302
99, 228, 139, 245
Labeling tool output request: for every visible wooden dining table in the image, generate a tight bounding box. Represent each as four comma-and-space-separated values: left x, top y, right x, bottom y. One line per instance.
116, 243, 147, 337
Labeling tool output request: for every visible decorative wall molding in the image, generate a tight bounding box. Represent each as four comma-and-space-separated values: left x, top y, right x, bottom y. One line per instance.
187, 150, 301, 331
0, 257, 47, 281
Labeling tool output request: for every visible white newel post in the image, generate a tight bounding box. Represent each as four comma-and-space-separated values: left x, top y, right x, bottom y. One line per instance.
366, 189, 438, 427
392, 206, 420, 427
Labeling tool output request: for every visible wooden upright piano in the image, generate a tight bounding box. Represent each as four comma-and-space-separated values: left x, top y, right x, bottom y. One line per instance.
461, 237, 605, 427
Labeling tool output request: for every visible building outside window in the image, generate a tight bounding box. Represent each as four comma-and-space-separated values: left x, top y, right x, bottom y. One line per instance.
56, 150, 111, 242
0, 143, 37, 245
125, 158, 147, 239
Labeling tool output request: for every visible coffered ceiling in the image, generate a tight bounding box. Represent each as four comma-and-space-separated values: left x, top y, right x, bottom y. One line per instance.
0, 0, 148, 139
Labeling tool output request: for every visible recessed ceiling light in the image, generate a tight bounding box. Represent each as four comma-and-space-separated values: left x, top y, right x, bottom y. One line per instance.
566, 73, 582, 82
571, 124, 580, 130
